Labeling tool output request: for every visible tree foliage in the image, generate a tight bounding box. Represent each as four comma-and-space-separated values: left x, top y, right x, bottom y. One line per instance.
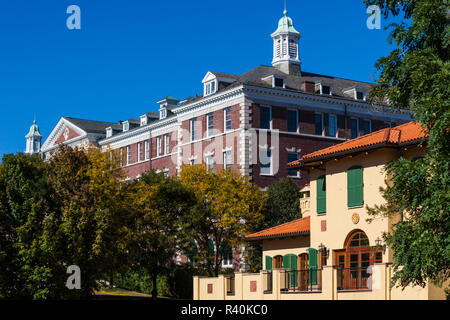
364, 0, 449, 288
179, 165, 266, 276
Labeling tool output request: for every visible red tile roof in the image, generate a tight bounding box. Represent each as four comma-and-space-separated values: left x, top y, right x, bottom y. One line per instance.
288, 121, 427, 168
245, 216, 310, 241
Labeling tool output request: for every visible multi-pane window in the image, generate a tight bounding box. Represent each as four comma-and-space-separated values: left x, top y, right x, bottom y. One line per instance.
322, 85, 331, 95
157, 136, 162, 156
362, 120, 371, 135
126, 146, 130, 165
317, 175, 326, 214
260, 106, 271, 129
224, 108, 232, 132
350, 118, 359, 139
221, 248, 232, 268
223, 150, 232, 170
347, 166, 364, 207
287, 152, 300, 177
315, 113, 324, 136
206, 155, 214, 173
137, 142, 142, 162
145, 140, 149, 160
207, 113, 214, 137
164, 134, 170, 154
329, 115, 337, 137
190, 118, 197, 141
356, 91, 364, 100
260, 149, 272, 175
287, 109, 298, 133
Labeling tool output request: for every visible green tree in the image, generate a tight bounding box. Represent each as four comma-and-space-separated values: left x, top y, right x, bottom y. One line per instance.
364, 0, 449, 289
264, 178, 301, 228
128, 171, 196, 299
179, 165, 266, 276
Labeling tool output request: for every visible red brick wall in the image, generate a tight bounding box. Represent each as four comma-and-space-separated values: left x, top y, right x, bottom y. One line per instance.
55, 126, 80, 144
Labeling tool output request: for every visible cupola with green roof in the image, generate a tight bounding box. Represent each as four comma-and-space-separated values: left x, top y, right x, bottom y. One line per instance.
271, 9, 301, 76
25, 120, 43, 155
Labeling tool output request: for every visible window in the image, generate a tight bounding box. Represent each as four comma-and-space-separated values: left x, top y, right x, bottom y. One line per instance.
164, 134, 170, 154
145, 140, 149, 160
221, 247, 232, 268
223, 150, 232, 170
189, 158, 195, 166
206, 155, 214, 173
260, 149, 272, 175
163, 170, 169, 178
322, 85, 331, 95
288, 39, 297, 58
106, 127, 112, 138
190, 118, 197, 141
347, 166, 364, 207
137, 142, 142, 162
157, 136, 162, 156
315, 113, 324, 136
287, 152, 299, 177
224, 108, 232, 132
205, 81, 216, 96
287, 109, 298, 133
273, 255, 283, 268
356, 91, 364, 100
317, 175, 326, 214
260, 106, 271, 129
274, 77, 284, 88
329, 115, 337, 137
362, 120, 371, 135
126, 146, 130, 165
350, 118, 359, 139
120, 148, 124, 166
160, 109, 167, 119
123, 121, 129, 132
207, 113, 214, 137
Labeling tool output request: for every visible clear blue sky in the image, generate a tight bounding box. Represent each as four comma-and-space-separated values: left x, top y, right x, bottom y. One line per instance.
0, 0, 402, 158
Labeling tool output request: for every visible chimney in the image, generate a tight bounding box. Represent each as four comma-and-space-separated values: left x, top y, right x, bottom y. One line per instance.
302, 81, 315, 93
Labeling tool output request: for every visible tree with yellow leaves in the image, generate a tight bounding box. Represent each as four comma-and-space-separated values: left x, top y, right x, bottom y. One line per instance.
179, 165, 266, 276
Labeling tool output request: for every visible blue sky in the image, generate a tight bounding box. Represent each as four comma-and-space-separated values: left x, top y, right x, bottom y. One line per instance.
0, 0, 402, 158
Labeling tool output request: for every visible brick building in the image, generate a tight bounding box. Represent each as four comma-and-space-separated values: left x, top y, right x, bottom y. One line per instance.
38, 10, 412, 271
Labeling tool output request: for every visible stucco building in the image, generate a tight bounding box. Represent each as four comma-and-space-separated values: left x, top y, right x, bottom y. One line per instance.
193, 122, 448, 300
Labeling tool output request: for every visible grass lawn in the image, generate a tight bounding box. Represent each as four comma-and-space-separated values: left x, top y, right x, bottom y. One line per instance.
95, 287, 171, 299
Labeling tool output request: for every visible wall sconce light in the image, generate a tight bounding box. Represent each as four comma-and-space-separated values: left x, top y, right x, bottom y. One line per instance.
318, 243, 329, 258
375, 237, 387, 253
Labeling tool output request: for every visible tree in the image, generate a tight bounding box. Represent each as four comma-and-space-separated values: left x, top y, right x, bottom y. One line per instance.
179, 165, 266, 276
128, 171, 196, 299
264, 178, 301, 228
364, 0, 449, 289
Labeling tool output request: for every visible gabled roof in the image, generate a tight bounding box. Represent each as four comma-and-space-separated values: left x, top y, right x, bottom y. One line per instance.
63, 117, 118, 134
288, 122, 428, 168
245, 216, 310, 241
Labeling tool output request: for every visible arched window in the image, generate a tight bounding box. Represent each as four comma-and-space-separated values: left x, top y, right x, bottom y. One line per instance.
273, 255, 283, 268
347, 166, 363, 207
346, 231, 369, 248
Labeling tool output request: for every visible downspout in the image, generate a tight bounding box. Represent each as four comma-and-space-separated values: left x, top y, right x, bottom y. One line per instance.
344, 104, 348, 140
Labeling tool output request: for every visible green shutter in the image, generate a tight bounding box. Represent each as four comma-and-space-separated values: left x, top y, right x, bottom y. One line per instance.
289, 254, 297, 287
308, 248, 318, 285
265, 256, 272, 271
317, 175, 326, 213
348, 166, 364, 207
283, 255, 290, 269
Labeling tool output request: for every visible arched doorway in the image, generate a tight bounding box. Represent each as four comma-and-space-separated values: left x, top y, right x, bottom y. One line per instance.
336, 230, 382, 290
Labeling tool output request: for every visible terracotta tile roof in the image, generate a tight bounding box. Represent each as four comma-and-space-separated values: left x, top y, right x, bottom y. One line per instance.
245, 216, 310, 241
288, 121, 427, 167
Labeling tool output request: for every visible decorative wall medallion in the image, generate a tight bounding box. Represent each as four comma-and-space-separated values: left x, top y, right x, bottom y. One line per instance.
352, 213, 360, 224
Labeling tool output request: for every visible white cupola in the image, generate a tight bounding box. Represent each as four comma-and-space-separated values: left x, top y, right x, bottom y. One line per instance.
271, 9, 301, 76
25, 120, 43, 155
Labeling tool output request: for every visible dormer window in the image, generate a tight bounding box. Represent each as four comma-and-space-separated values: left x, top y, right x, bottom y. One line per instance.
315, 82, 332, 95
274, 77, 285, 88
160, 108, 167, 120
106, 127, 113, 138
140, 116, 147, 126
343, 87, 366, 101
356, 91, 365, 100
204, 81, 216, 96
123, 121, 129, 132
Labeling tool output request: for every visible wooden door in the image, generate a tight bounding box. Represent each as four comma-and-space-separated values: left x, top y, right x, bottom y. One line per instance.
298, 253, 308, 290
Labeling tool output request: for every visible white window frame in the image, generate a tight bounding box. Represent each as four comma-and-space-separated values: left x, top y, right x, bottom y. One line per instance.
160, 109, 167, 120
224, 107, 232, 132
328, 114, 338, 138
164, 134, 170, 154
221, 250, 233, 268
190, 118, 197, 142
207, 113, 214, 137
223, 150, 232, 170
123, 121, 129, 132
145, 140, 149, 160
204, 80, 217, 96
126, 146, 130, 165
137, 142, 142, 162
205, 154, 214, 173
157, 136, 162, 156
